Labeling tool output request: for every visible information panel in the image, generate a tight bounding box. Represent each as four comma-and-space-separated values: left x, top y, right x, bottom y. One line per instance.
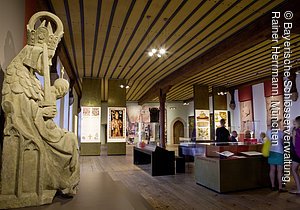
81, 107, 101, 143
195, 110, 210, 140
107, 107, 127, 142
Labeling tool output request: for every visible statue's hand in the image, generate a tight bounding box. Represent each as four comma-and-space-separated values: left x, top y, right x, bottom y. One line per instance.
55, 85, 68, 97
42, 106, 57, 118
53, 78, 69, 99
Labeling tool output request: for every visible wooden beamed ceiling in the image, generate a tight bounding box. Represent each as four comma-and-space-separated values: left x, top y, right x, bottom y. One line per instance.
167, 35, 300, 101
47, 0, 299, 102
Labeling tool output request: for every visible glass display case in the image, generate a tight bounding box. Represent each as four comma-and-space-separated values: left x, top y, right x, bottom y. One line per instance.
241, 121, 262, 142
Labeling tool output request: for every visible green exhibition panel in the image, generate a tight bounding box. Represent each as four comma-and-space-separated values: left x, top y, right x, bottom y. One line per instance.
107, 79, 127, 155
80, 78, 102, 156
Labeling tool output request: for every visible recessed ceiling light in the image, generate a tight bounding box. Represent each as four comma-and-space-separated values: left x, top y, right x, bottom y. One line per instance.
159, 48, 166, 54
125, 85, 130, 89
148, 52, 154, 57
120, 85, 124, 88
157, 53, 162, 58
151, 48, 157, 53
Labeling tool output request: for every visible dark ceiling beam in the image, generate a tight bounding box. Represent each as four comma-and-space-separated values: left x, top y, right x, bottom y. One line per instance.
178, 74, 278, 103
138, 85, 172, 105
180, 66, 300, 102
37, 0, 82, 98
138, 0, 300, 104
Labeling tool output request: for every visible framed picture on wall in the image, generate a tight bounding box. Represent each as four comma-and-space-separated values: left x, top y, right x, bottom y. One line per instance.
195, 110, 210, 140
188, 116, 195, 138
108, 107, 126, 142
240, 100, 254, 132
214, 110, 228, 130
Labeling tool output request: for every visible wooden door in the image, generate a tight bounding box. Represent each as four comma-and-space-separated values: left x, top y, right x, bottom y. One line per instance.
173, 121, 184, 144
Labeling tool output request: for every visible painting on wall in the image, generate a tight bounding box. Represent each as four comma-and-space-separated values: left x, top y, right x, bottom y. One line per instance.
240, 100, 254, 132
126, 105, 159, 123
127, 105, 141, 123
81, 107, 101, 143
195, 110, 210, 140
188, 116, 195, 138
214, 110, 228, 129
108, 107, 126, 142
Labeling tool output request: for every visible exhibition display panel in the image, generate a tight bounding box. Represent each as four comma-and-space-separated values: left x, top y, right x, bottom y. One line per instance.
195, 156, 270, 193
195, 110, 210, 140
107, 107, 127, 143
81, 107, 101, 143
214, 110, 228, 129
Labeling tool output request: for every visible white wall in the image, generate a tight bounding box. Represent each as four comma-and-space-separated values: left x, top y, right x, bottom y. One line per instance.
0, 0, 25, 71
231, 76, 300, 136
0, 0, 25, 107
252, 83, 267, 134
166, 101, 194, 144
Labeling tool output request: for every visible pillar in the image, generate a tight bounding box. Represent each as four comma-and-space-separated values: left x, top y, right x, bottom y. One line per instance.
80, 78, 102, 155
107, 79, 127, 155
159, 89, 166, 148
212, 87, 228, 140
193, 85, 210, 140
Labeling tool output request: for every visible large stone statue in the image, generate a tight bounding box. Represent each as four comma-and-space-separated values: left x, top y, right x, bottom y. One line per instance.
0, 11, 80, 209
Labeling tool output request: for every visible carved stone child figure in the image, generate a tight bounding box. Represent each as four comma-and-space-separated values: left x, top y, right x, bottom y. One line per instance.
0, 12, 79, 209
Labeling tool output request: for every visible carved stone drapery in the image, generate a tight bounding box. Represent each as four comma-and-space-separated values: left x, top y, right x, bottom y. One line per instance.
0, 12, 80, 209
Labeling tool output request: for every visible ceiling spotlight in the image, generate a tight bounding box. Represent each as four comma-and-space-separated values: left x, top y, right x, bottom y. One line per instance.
120, 85, 124, 88
159, 48, 166, 55
147, 47, 167, 58
125, 85, 130, 89
151, 48, 157, 53
183, 102, 189, 106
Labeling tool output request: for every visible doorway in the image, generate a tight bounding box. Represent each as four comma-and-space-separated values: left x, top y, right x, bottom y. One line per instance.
173, 120, 184, 144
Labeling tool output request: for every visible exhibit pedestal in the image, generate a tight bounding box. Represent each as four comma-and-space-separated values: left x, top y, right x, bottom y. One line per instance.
195, 156, 270, 193
107, 142, 126, 155
80, 143, 101, 156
